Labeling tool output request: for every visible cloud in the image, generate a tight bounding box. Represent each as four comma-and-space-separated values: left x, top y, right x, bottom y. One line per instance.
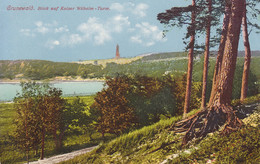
110, 2, 149, 18
45, 40, 60, 49
109, 15, 130, 33
110, 3, 125, 12
21, 11, 165, 50
35, 21, 50, 34
53, 15, 130, 47
44, 19, 164, 49
20, 21, 69, 36
77, 17, 111, 45
35, 21, 43, 27
130, 36, 142, 44
36, 26, 49, 34
130, 22, 166, 46
65, 34, 83, 45
53, 40, 60, 45
133, 4, 149, 17
20, 29, 35, 37
55, 26, 69, 33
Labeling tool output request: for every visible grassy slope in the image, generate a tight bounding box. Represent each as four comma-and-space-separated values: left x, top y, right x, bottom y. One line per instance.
61, 95, 260, 164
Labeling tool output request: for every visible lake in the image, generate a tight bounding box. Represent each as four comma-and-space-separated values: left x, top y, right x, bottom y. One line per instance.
0, 81, 104, 102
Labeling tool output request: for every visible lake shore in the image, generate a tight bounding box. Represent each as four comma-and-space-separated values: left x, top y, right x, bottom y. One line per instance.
0, 76, 105, 84
0, 80, 104, 102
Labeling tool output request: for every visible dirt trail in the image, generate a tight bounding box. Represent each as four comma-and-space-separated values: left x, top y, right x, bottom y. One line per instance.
28, 145, 97, 164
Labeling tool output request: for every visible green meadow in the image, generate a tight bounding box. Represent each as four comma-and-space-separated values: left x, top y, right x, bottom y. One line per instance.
0, 95, 116, 164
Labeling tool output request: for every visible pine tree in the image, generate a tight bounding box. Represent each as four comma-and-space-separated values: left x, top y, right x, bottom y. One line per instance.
240, 0, 251, 102
175, 0, 245, 144
201, 0, 212, 109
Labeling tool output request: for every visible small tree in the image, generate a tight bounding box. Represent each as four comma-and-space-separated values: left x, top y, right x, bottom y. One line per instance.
13, 82, 65, 159
13, 97, 41, 163
44, 88, 65, 152
13, 82, 49, 161
92, 76, 137, 137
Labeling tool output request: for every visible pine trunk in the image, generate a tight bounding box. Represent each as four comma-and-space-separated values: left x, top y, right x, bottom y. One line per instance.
240, 2, 251, 102
183, 0, 196, 118
209, 0, 244, 106
209, 2, 231, 105
201, 0, 212, 109
175, 0, 245, 145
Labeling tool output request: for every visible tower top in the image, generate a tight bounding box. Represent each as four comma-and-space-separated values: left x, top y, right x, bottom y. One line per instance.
115, 44, 120, 59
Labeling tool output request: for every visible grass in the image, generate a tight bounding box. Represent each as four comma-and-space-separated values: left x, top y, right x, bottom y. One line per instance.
0, 95, 112, 164
60, 95, 260, 164
64, 95, 95, 105
60, 109, 200, 164
169, 124, 260, 163
0, 103, 15, 138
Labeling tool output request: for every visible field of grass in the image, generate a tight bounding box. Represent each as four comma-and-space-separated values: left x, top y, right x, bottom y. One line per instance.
64, 95, 95, 105
61, 95, 260, 164
0, 95, 116, 164
0, 103, 15, 139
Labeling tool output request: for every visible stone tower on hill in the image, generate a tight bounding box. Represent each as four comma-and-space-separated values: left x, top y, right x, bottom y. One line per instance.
115, 44, 120, 59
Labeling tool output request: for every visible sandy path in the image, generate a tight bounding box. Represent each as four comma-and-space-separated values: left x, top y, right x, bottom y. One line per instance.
28, 145, 97, 164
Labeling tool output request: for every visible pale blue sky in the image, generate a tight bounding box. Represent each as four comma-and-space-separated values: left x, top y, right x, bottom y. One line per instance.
1, 0, 260, 61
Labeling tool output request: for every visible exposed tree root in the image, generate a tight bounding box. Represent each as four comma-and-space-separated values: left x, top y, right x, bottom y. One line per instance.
173, 105, 243, 145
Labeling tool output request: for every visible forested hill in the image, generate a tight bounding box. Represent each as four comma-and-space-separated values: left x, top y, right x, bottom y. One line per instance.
0, 60, 102, 80
0, 51, 260, 81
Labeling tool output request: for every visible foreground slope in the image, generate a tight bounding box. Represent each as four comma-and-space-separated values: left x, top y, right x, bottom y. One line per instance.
60, 95, 260, 164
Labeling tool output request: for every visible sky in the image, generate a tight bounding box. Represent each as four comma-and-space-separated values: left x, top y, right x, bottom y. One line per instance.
1, 0, 260, 62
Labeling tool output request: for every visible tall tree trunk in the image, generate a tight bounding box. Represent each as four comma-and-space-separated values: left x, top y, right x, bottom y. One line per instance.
183, 0, 196, 118
209, 1, 231, 105
175, 0, 245, 145
209, 0, 243, 106
201, 0, 212, 109
240, 2, 251, 102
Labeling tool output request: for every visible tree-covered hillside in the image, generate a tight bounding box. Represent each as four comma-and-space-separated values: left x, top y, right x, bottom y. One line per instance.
0, 53, 259, 88
0, 60, 102, 80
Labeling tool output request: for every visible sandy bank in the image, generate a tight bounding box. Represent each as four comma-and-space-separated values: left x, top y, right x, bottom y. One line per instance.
0, 76, 105, 84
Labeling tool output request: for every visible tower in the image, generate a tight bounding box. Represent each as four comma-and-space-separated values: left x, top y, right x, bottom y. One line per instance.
115, 44, 120, 59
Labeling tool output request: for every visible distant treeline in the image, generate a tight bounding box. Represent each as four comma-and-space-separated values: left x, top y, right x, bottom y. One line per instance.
0, 60, 102, 80
0, 53, 260, 88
